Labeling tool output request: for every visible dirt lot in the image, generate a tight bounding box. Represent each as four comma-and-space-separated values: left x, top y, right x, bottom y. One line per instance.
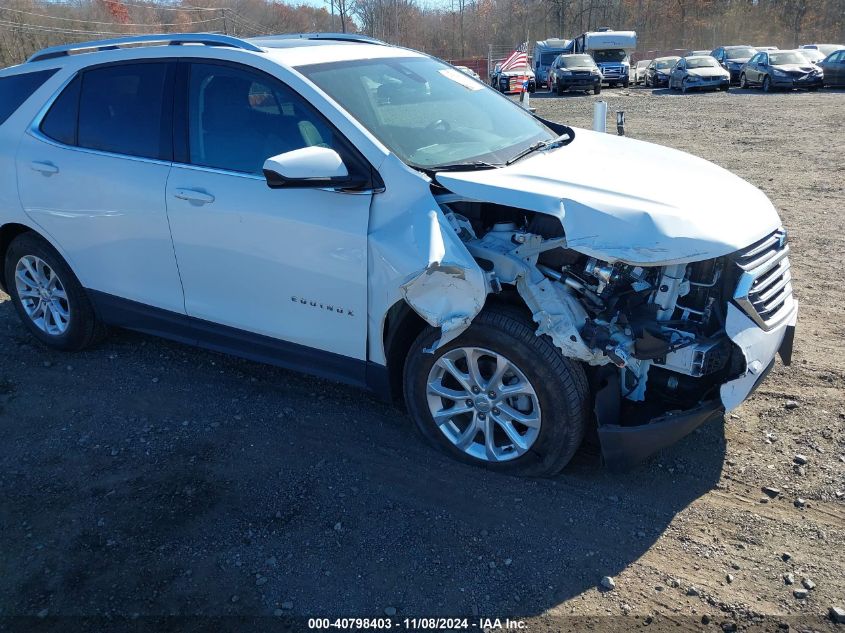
1, 86, 844, 632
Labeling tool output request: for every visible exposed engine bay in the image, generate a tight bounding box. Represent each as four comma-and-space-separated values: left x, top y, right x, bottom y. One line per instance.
435, 196, 745, 420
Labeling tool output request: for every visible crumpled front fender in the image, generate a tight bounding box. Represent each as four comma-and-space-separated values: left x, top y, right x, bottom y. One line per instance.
368, 192, 487, 360
399, 210, 488, 349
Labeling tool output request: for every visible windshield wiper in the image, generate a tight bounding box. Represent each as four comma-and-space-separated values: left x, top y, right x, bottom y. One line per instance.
425, 160, 501, 175
506, 127, 575, 166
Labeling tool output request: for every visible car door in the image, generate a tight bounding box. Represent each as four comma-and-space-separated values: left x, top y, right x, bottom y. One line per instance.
747, 53, 762, 84
671, 59, 685, 87
744, 53, 757, 83
830, 51, 845, 85
16, 61, 185, 313
165, 60, 373, 364
758, 53, 770, 84
646, 62, 656, 85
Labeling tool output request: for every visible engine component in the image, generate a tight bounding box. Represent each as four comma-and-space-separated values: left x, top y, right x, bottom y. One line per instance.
653, 338, 729, 377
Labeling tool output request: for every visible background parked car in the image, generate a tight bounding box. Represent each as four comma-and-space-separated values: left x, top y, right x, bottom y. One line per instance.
800, 44, 845, 57
740, 49, 823, 91
631, 59, 651, 84
755, 46, 779, 51
819, 49, 845, 87
669, 55, 730, 92
689, 49, 711, 57
797, 48, 826, 65
549, 53, 602, 95
711, 45, 758, 83
645, 56, 680, 87
455, 65, 481, 80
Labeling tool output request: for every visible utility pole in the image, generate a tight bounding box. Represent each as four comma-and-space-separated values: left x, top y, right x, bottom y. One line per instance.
221, 8, 228, 35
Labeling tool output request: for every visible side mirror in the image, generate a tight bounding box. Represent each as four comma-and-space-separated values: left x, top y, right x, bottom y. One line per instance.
263, 147, 364, 190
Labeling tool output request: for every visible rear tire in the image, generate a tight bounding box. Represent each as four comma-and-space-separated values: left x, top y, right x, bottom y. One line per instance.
4, 233, 105, 351
403, 306, 589, 477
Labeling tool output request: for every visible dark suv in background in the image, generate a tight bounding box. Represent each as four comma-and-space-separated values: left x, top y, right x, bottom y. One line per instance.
711, 45, 758, 84
549, 54, 602, 95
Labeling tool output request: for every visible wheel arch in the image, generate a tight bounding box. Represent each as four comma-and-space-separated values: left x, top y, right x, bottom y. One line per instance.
381, 291, 534, 404
0, 223, 37, 293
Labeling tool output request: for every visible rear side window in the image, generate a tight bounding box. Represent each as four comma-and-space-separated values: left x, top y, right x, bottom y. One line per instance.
78, 63, 171, 160
0, 69, 58, 126
41, 75, 81, 145
40, 62, 172, 160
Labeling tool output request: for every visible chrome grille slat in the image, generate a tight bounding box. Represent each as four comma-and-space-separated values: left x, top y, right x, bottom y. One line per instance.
733, 229, 794, 331
739, 233, 780, 262
755, 269, 791, 303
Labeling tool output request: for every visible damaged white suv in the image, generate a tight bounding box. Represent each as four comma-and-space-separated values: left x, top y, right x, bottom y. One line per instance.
0, 33, 796, 474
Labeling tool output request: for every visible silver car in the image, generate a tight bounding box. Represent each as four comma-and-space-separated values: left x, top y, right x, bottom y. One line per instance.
632, 59, 651, 84
669, 56, 730, 92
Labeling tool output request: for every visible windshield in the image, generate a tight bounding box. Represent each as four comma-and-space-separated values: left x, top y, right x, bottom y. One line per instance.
655, 58, 679, 69
592, 49, 627, 63
540, 52, 560, 65
561, 55, 596, 68
769, 52, 807, 65
686, 57, 718, 68
637, 60, 652, 68
299, 56, 553, 168
726, 47, 756, 59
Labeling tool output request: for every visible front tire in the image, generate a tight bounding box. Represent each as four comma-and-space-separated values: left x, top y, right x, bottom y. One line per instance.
762, 75, 772, 92
403, 306, 589, 477
594, 83, 602, 95
739, 73, 748, 89
4, 233, 105, 351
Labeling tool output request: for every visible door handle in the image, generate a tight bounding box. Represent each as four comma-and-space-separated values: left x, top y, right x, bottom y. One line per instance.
173, 188, 215, 204
30, 161, 59, 175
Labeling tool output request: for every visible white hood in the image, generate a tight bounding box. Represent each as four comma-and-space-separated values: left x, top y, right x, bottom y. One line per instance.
436, 128, 781, 265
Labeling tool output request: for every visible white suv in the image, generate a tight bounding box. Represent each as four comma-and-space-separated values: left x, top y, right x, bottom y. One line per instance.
0, 33, 796, 474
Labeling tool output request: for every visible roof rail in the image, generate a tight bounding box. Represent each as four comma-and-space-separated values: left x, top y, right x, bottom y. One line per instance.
248, 33, 386, 46
27, 33, 263, 63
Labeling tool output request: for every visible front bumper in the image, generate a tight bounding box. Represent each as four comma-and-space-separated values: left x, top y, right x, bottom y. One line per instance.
771, 75, 823, 89
727, 67, 743, 83
687, 76, 730, 90
597, 301, 797, 470
557, 75, 601, 91
652, 73, 670, 87
499, 77, 536, 93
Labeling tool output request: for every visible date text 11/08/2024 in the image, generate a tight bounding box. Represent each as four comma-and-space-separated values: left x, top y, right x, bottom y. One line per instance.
307, 617, 527, 629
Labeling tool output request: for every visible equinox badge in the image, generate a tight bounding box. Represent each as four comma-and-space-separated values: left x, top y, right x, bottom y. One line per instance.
291, 296, 355, 317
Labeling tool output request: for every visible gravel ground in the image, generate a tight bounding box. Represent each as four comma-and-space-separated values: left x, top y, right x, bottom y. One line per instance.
1, 86, 843, 632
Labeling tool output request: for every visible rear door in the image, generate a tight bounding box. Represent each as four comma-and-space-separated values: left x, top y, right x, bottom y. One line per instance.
747, 53, 762, 84
164, 60, 372, 364
16, 61, 184, 313
831, 51, 845, 85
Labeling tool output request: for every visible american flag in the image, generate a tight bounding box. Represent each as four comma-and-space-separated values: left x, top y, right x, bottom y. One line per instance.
501, 41, 529, 71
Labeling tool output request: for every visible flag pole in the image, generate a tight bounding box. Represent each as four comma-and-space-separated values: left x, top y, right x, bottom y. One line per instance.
520, 28, 530, 109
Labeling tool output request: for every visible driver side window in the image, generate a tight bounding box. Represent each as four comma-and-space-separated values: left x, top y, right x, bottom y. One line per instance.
187, 62, 334, 175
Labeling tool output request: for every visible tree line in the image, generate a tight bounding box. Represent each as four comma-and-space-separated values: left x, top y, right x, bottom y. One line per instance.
1, 0, 843, 69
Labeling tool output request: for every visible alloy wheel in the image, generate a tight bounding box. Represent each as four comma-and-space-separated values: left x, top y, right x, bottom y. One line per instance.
425, 346, 542, 462
14, 255, 71, 336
